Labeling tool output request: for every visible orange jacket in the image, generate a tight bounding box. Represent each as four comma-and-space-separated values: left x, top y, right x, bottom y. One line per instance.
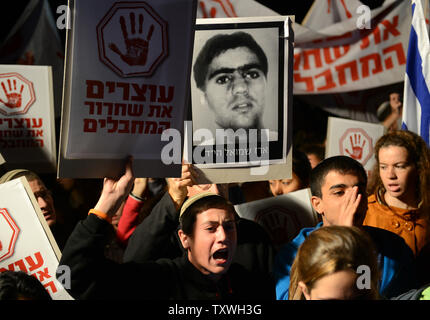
364, 193, 430, 256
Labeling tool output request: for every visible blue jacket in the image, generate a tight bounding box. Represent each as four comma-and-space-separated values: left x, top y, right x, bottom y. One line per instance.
274, 222, 418, 299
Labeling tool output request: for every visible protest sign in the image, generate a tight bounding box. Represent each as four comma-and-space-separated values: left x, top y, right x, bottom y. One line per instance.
184, 15, 294, 184
58, 0, 197, 178
325, 116, 385, 175
0, 177, 73, 300
0, 64, 56, 173
234, 188, 318, 250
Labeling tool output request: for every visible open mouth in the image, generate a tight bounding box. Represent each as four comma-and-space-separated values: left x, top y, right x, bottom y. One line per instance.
213, 248, 229, 264
232, 103, 252, 113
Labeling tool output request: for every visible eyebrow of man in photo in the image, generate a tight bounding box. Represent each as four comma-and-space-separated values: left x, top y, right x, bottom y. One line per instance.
207, 63, 265, 82
328, 181, 366, 191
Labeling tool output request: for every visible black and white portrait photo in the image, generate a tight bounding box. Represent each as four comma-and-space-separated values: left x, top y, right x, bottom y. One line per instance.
189, 17, 291, 169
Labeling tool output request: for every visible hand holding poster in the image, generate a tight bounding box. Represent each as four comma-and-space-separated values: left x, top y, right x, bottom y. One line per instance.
0, 177, 73, 300
0, 64, 56, 173
58, 0, 197, 178
325, 116, 385, 175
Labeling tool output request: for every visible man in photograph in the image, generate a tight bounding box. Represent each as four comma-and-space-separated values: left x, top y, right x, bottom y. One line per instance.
193, 31, 275, 145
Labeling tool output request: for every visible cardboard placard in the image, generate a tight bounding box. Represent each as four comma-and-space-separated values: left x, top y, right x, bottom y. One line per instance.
0, 65, 56, 173
326, 116, 385, 174
184, 16, 294, 184
58, 0, 197, 178
0, 177, 73, 300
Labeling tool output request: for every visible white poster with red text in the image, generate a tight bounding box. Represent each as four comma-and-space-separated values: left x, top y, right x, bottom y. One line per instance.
58, 0, 196, 178
325, 116, 385, 175
0, 64, 56, 173
0, 177, 73, 300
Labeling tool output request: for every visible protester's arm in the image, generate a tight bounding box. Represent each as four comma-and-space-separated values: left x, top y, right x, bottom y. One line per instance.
123, 164, 195, 263
57, 158, 137, 298
116, 178, 148, 245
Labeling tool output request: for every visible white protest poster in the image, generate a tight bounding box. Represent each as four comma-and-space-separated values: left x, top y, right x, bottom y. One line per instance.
0, 152, 4, 166
0, 65, 56, 173
325, 116, 385, 175
58, 0, 197, 178
184, 16, 294, 184
234, 188, 318, 250
0, 177, 73, 300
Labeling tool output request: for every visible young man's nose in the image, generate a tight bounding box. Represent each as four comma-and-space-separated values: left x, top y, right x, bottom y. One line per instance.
37, 196, 48, 210
272, 183, 283, 196
232, 73, 249, 95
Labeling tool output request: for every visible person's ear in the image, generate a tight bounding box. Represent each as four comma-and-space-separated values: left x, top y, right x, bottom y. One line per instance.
178, 229, 190, 250
199, 91, 211, 109
311, 195, 324, 215
298, 281, 311, 300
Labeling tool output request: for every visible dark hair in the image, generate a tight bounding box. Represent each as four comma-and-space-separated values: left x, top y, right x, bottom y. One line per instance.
193, 31, 268, 90
179, 195, 236, 236
0, 271, 52, 300
310, 156, 367, 198
367, 130, 430, 211
293, 150, 312, 188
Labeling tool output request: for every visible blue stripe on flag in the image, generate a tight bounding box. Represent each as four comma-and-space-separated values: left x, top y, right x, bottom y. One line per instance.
405, 23, 430, 144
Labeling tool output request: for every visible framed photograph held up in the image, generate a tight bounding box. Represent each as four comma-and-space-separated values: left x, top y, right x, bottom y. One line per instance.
184, 16, 294, 184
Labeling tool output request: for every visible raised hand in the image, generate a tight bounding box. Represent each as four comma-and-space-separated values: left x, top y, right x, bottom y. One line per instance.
345, 134, 365, 160
108, 12, 154, 66
94, 157, 135, 218
0, 79, 24, 108
167, 163, 197, 210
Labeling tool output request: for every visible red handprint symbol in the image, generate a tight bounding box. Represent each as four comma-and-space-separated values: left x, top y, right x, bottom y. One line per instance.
345, 133, 366, 160
0, 79, 24, 109
109, 12, 155, 66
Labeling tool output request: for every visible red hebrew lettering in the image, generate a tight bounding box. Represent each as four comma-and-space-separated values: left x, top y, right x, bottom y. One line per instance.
131, 83, 147, 101
303, 49, 323, 70
85, 101, 95, 115
157, 121, 170, 134
323, 45, 350, 64
36, 267, 51, 282
359, 53, 383, 78
14, 260, 28, 273
131, 120, 144, 133
145, 121, 157, 134
383, 43, 406, 69
13, 119, 24, 129
198, 0, 238, 18
148, 85, 157, 102
114, 103, 127, 116
35, 130, 43, 137
381, 16, 400, 41
84, 118, 98, 132
116, 82, 130, 100
148, 105, 161, 117
294, 73, 314, 92
128, 104, 143, 117
36, 139, 44, 148
335, 60, 359, 86
103, 102, 113, 115
31, 118, 42, 128
118, 120, 130, 133
44, 281, 58, 294
294, 53, 301, 71
105, 81, 115, 94
98, 119, 106, 128
315, 69, 336, 91
157, 86, 174, 103
86, 80, 104, 99
161, 106, 172, 118
360, 26, 381, 49
107, 116, 118, 133
25, 252, 44, 272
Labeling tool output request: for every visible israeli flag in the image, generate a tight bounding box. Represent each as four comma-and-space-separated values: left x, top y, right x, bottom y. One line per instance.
402, 0, 430, 144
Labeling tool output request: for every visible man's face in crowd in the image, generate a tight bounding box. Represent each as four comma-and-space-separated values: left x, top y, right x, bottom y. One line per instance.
201, 46, 267, 130
28, 178, 56, 227
311, 171, 368, 227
